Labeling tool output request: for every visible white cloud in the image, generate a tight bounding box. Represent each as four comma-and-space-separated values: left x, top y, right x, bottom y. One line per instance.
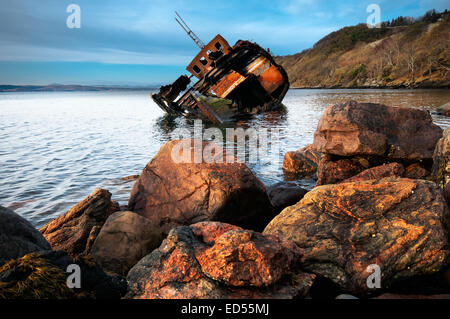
0, 43, 191, 65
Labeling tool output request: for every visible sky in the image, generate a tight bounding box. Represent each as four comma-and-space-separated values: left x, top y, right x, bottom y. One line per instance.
0, 0, 448, 86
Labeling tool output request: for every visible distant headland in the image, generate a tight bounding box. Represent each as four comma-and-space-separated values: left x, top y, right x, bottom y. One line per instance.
0, 84, 157, 92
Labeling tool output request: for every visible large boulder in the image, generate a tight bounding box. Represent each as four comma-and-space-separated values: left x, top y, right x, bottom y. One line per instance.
282, 144, 321, 176
0, 206, 51, 266
126, 222, 315, 299
90, 211, 164, 276
128, 140, 273, 235
40, 189, 119, 257
264, 177, 450, 295
0, 250, 126, 299
431, 128, 450, 188
266, 181, 308, 213
313, 101, 443, 161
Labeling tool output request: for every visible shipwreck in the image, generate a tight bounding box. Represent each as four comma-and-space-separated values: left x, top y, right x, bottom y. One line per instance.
151, 12, 290, 124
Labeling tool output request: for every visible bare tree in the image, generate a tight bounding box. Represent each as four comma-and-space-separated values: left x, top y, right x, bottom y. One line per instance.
391, 37, 401, 65
405, 45, 417, 83
381, 38, 395, 67
384, 49, 394, 67
377, 57, 384, 78
426, 55, 437, 75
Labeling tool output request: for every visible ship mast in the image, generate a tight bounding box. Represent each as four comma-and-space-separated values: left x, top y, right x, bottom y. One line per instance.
174, 11, 205, 49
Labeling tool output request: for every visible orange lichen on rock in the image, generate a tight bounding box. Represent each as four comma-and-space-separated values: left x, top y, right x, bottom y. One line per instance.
264, 177, 450, 295
126, 222, 314, 299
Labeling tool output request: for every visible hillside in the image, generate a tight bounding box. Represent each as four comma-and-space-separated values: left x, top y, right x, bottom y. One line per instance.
276, 10, 450, 88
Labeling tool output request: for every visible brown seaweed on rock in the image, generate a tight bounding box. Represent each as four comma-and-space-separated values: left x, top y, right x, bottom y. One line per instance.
0, 251, 126, 299
0, 253, 73, 299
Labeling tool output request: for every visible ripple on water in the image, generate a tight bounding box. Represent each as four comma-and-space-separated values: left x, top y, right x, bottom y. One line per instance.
0, 89, 449, 227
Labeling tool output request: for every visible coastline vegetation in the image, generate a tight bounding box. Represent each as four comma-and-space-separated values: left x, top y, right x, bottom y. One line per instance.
276, 9, 450, 88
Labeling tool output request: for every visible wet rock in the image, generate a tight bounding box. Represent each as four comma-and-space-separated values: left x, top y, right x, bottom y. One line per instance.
0, 206, 51, 266
128, 140, 273, 236
40, 189, 119, 257
313, 101, 442, 161
404, 163, 429, 179
431, 128, 450, 188
264, 177, 450, 295
0, 250, 126, 299
266, 182, 308, 213
315, 155, 365, 186
90, 211, 164, 276
126, 222, 315, 299
120, 175, 139, 181
282, 144, 321, 176
340, 162, 405, 183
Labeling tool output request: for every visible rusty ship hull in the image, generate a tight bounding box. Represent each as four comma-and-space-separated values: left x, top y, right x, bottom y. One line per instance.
151, 30, 289, 124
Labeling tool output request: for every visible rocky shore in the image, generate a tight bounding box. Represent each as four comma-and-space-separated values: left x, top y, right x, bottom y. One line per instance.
1, 100, 450, 299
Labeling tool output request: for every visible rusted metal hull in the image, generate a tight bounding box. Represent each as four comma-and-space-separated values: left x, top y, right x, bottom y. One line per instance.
151, 36, 289, 123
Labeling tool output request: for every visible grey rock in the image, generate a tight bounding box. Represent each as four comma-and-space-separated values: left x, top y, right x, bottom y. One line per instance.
91, 211, 164, 276
0, 206, 51, 266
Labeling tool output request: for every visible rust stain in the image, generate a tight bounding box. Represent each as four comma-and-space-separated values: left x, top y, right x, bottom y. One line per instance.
211, 71, 246, 98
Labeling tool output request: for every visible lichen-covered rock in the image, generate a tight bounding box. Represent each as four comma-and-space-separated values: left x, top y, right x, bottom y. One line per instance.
128, 140, 273, 236
40, 189, 119, 257
340, 162, 405, 183
266, 182, 308, 213
195, 228, 302, 287
0, 206, 51, 266
315, 155, 365, 186
313, 101, 442, 161
126, 222, 315, 299
0, 250, 126, 299
90, 211, 164, 276
431, 128, 450, 188
264, 177, 450, 295
282, 144, 321, 176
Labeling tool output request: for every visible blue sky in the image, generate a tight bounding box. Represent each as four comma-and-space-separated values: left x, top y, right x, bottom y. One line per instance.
0, 0, 448, 86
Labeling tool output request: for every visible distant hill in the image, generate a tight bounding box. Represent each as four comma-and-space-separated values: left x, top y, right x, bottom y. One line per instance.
0, 84, 157, 92
276, 9, 450, 88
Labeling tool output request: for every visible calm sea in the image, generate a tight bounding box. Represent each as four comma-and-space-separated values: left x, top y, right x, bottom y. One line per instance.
1, 89, 449, 227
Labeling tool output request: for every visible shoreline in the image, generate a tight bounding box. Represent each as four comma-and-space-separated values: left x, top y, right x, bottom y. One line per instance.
1, 100, 450, 299
1, 85, 449, 93
290, 85, 450, 90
